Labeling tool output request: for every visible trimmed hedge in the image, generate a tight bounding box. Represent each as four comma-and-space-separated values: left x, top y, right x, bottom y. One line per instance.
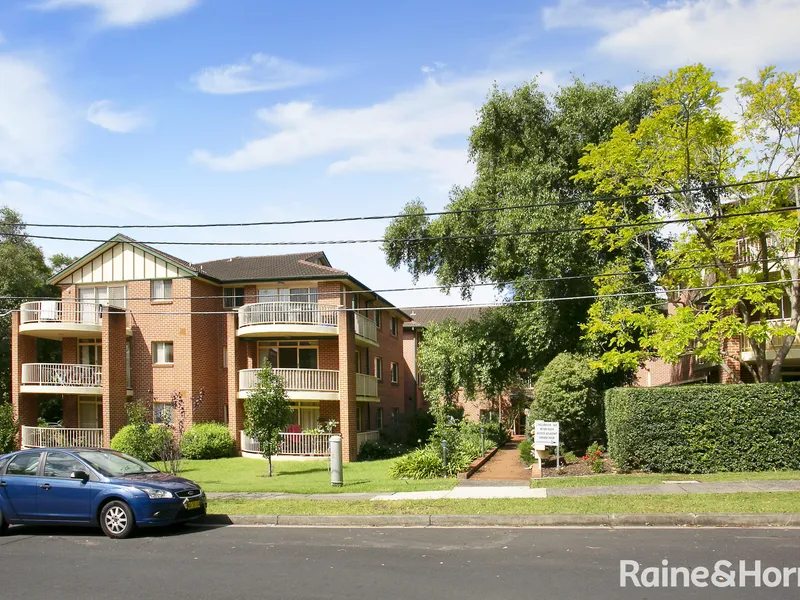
605, 383, 800, 473
180, 423, 235, 459
110, 424, 167, 461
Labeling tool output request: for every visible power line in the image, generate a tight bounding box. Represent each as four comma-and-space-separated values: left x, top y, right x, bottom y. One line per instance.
5, 206, 800, 247
9, 279, 799, 315
20, 173, 800, 230
5, 255, 797, 303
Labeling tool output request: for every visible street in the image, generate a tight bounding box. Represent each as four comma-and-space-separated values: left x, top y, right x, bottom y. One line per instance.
2, 525, 800, 599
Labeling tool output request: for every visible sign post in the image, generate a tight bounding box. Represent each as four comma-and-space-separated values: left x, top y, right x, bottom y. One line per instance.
533, 420, 560, 472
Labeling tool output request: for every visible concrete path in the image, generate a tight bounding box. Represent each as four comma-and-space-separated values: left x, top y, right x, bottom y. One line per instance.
467, 441, 530, 481
206, 479, 800, 502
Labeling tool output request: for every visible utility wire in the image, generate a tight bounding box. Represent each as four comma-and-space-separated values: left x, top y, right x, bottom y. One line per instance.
4, 206, 799, 247
5, 255, 797, 303
20, 174, 800, 230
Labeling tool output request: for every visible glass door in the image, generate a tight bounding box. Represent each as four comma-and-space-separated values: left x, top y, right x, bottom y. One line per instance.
78, 397, 102, 428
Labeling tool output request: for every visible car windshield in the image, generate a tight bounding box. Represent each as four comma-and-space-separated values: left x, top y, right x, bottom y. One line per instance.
76, 450, 159, 477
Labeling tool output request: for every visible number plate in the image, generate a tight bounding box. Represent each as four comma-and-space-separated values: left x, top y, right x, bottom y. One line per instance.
186, 500, 202, 511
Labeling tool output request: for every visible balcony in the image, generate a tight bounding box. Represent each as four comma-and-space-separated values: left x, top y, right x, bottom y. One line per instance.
21, 425, 103, 449
20, 301, 104, 340
21, 364, 102, 395
240, 430, 381, 457
238, 368, 379, 401
237, 302, 339, 338
354, 312, 378, 347
741, 319, 800, 362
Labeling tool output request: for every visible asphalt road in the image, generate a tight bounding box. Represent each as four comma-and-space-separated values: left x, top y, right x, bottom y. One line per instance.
2, 524, 800, 599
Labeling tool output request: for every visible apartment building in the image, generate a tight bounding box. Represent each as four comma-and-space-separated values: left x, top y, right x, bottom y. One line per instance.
11, 234, 410, 462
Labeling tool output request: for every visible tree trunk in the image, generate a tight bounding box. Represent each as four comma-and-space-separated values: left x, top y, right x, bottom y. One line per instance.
268, 454, 273, 477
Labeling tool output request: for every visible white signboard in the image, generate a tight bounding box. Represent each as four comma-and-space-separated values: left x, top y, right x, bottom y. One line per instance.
534, 420, 559, 446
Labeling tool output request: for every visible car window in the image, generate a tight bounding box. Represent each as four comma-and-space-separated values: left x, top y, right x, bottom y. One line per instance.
43, 453, 86, 478
0, 456, 9, 473
75, 451, 158, 477
6, 453, 42, 476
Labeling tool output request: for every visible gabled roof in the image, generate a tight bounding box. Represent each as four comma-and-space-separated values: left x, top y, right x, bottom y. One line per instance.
195, 251, 347, 282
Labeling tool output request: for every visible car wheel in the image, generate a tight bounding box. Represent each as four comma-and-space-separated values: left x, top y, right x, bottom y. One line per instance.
100, 501, 136, 539
0, 510, 8, 536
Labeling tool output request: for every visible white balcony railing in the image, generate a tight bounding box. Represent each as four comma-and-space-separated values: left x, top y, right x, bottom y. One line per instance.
356, 373, 378, 397
741, 319, 800, 352
357, 430, 380, 449
22, 363, 101, 388
239, 368, 339, 393
238, 302, 338, 328
354, 312, 378, 344
240, 431, 332, 456
20, 300, 102, 326
21, 426, 103, 449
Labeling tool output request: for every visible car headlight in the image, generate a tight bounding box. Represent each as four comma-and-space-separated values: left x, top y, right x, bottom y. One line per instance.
138, 486, 174, 499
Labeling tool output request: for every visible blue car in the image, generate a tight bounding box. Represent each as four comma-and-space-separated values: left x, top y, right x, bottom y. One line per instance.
0, 448, 206, 539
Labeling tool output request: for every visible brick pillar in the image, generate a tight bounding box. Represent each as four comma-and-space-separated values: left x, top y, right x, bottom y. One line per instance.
338, 309, 358, 462
102, 307, 127, 446
62, 337, 78, 364
226, 312, 244, 450
11, 311, 39, 429
62, 397, 78, 428
721, 336, 742, 383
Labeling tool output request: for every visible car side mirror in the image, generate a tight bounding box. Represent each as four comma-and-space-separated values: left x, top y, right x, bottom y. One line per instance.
70, 470, 90, 482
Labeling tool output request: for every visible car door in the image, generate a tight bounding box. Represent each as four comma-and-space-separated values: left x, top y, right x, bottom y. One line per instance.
36, 452, 93, 523
0, 452, 43, 520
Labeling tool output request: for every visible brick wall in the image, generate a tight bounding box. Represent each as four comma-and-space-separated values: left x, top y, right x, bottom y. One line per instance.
226, 312, 245, 448
372, 309, 407, 429
634, 358, 674, 387
402, 328, 425, 411
11, 311, 38, 427
190, 279, 224, 424
318, 281, 344, 307
319, 338, 339, 370
338, 309, 357, 462
101, 307, 127, 446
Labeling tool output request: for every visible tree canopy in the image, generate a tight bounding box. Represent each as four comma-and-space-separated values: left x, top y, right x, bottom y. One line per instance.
244, 366, 293, 476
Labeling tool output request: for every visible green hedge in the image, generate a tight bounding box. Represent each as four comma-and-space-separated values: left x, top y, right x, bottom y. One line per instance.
605, 383, 800, 473
181, 423, 235, 459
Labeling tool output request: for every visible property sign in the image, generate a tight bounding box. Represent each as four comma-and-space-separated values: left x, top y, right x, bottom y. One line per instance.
534, 420, 559, 446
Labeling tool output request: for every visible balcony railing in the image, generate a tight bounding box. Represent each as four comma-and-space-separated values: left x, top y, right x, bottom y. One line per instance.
21, 426, 103, 449
20, 300, 102, 326
241, 431, 332, 456
357, 430, 380, 449
22, 363, 101, 388
356, 373, 378, 397
239, 368, 339, 393
354, 312, 378, 345
238, 302, 338, 328
741, 319, 799, 352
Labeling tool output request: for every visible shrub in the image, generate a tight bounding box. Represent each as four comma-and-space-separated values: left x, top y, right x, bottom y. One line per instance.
111, 425, 156, 461
379, 412, 435, 447
583, 441, 605, 473
180, 423, 235, 459
605, 383, 800, 473
0, 402, 18, 454
519, 440, 534, 466
358, 439, 407, 461
532, 353, 602, 453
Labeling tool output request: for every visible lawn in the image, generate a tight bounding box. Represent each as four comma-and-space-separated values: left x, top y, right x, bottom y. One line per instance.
208, 491, 800, 516
530, 470, 800, 488
177, 457, 457, 494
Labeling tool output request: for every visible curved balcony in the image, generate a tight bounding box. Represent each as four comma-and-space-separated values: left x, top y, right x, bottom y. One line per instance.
21, 363, 102, 395
237, 302, 339, 338
20, 301, 104, 340
354, 313, 378, 347
741, 319, 800, 362
238, 368, 379, 401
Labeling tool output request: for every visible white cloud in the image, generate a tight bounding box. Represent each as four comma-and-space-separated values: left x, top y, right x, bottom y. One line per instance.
86, 100, 148, 133
0, 54, 70, 178
543, 0, 800, 74
37, 0, 199, 27
192, 54, 328, 95
192, 70, 553, 186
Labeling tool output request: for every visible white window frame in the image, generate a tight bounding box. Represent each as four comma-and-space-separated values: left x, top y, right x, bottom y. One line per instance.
390, 361, 399, 384
375, 357, 383, 382
151, 279, 173, 302
152, 341, 174, 365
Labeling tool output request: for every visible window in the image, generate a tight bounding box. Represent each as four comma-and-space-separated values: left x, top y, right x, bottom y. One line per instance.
374, 309, 382, 328
390, 316, 398, 336
355, 350, 361, 374
258, 341, 318, 369
78, 339, 101, 366
289, 402, 321, 430
153, 403, 173, 425
78, 397, 102, 428
356, 405, 363, 433
223, 287, 245, 309
151, 279, 173, 301
152, 341, 174, 365
375, 357, 383, 382
376, 407, 384, 429
7, 452, 41, 476
78, 285, 127, 313
43, 452, 86, 478
390, 361, 399, 384
258, 287, 318, 304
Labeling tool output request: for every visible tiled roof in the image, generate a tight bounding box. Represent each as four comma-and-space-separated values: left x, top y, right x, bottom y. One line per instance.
403, 306, 487, 328
195, 251, 348, 282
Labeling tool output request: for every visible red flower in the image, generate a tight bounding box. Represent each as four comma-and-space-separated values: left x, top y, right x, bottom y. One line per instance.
583, 455, 589, 460
595, 451, 602, 456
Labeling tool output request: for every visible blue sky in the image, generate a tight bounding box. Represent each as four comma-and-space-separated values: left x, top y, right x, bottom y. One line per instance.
1, 0, 799, 308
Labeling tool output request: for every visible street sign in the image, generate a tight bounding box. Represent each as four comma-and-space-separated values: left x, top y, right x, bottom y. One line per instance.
534, 420, 559, 446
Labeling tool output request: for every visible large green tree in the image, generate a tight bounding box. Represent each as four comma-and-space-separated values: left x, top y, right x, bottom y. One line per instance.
576, 65, 800, 383
384, 77, 656, 374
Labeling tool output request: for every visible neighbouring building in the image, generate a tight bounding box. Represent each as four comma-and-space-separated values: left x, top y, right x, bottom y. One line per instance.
11, 234, 411, 462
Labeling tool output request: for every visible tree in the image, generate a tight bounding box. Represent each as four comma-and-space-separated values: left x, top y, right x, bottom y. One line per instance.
531, 353, 602, 452
384, 77, 656, 375
153, 390, 205, 474
576, 64, 800, 382
243, 366, 292, 476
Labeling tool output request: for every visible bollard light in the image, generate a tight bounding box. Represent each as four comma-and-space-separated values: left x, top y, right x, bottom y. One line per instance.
480, 427, 485, 456
329, 435, 343, 487
441, 438, 448, 472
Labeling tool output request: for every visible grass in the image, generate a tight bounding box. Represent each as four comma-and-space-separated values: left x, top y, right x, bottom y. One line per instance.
208, 492, 800, 516
177, 457, 457, 494
530, 470, 800, 488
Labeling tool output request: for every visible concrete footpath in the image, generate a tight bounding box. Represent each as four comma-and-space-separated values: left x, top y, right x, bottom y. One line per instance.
206, 479, 800, 502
